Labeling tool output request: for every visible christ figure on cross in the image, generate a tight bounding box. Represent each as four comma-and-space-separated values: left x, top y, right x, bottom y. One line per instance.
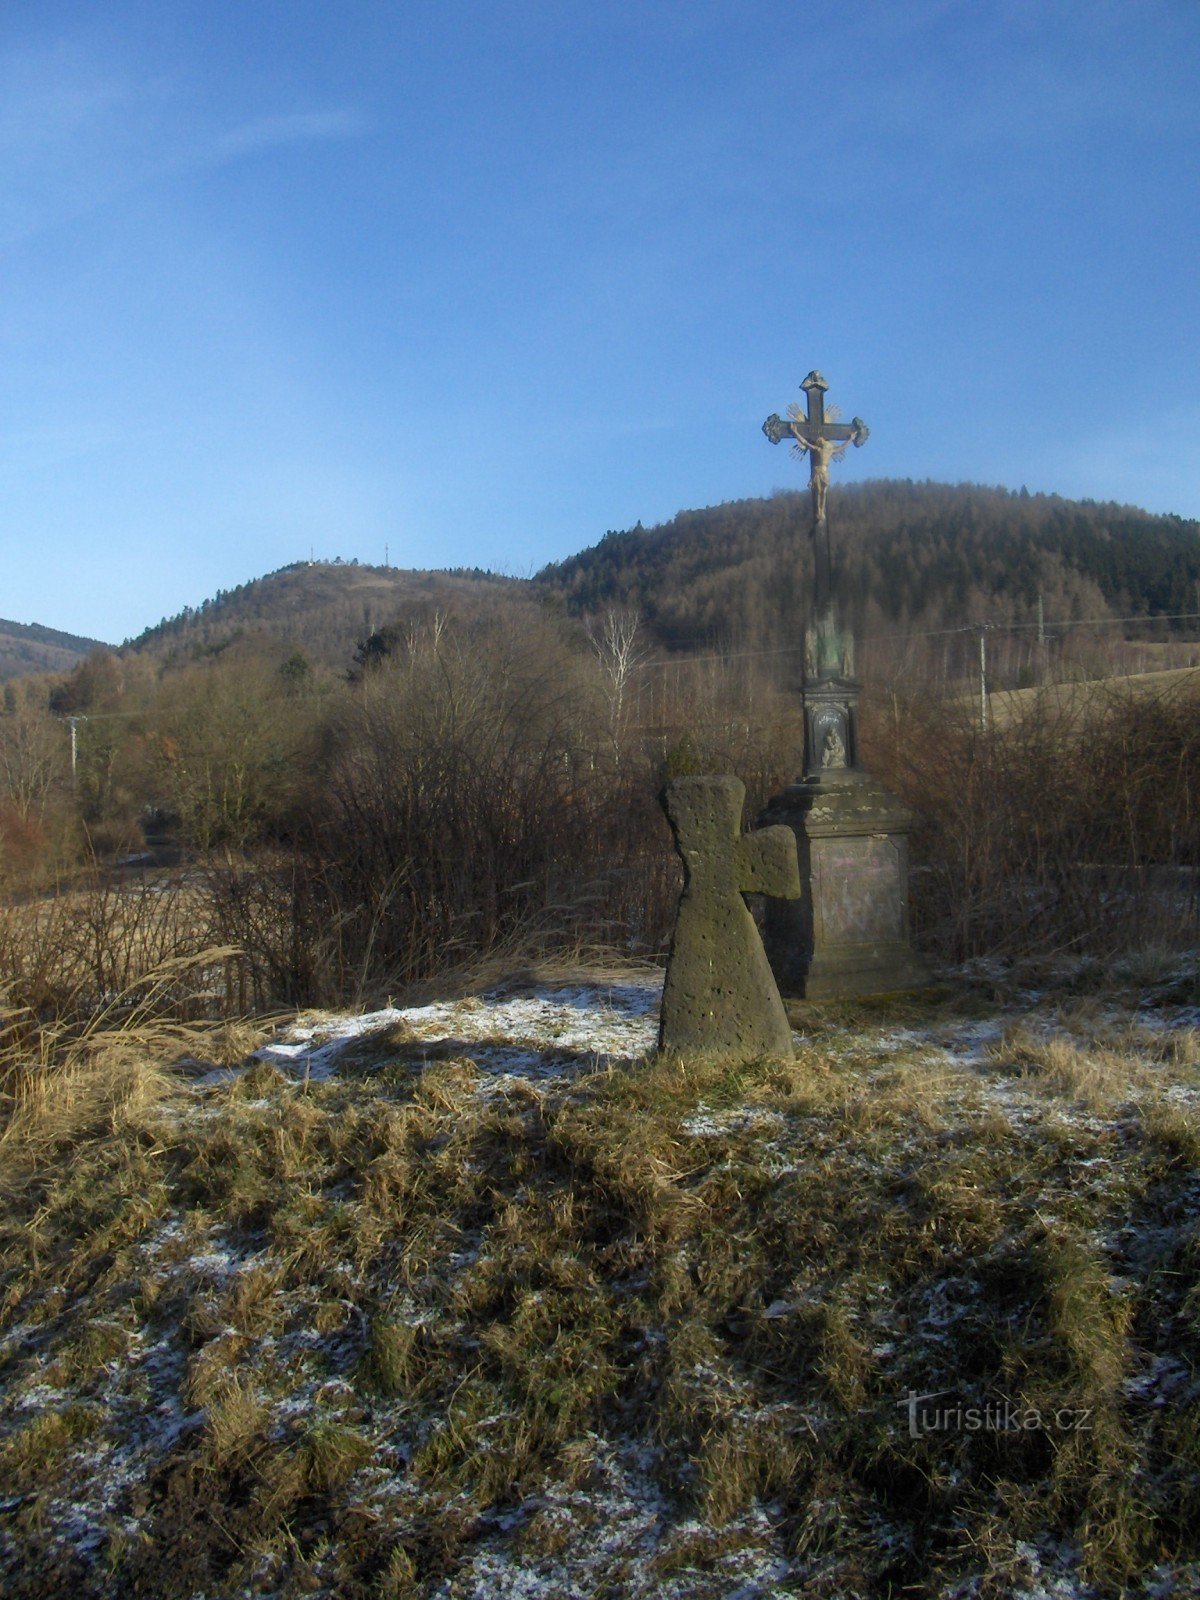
763, 370, 869, 610
788, 424, 846, 527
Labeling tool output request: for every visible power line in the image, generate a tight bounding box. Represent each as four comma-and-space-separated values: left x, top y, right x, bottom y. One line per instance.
634, 610, 1200, 672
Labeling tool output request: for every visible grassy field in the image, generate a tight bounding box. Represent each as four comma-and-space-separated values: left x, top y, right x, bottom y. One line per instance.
984, 664, 1200, 729
1, 954, 1199, 1598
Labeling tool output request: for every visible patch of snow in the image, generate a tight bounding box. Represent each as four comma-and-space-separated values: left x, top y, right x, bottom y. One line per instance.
681, 1106, 785, 1138
424, 1437, 789, 1600
256, 979, 663, 1084
1122, 1353, 1195, 1405
14, 1383, 66, 1412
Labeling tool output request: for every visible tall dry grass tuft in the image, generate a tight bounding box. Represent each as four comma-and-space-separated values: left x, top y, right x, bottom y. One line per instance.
0, 946, 240, 1169
0, 865, 253, 1027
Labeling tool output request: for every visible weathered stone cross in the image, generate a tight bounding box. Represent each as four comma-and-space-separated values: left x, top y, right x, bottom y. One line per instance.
659, 775, 800, 1062
763, 371, 868, 611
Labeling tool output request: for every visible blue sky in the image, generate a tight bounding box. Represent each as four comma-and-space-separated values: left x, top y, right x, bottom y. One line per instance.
4, 0, 1198, 643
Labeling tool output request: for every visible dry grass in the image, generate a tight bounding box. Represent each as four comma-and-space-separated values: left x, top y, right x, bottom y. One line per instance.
0, 947, 245, 1160
0, 967, 1199, 1597
0, 876, 228, 1019
985, 664, 1200, 729
393, 942, 666, 1006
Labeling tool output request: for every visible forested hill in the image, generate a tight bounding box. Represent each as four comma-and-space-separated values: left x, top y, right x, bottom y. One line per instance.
116, 484, 1200, 672
0, 617, 108, 683
127, 560, 521, 667
536, 481, 1200, 651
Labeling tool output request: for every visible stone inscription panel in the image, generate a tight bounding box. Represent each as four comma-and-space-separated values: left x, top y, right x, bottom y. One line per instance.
813, 835, 902, 946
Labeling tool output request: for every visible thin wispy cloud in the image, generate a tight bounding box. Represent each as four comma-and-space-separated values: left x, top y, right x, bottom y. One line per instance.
0, 44, 134, 156
831, 0, 1198, 158
0, 42, 364, 250
210, 108, 367, 160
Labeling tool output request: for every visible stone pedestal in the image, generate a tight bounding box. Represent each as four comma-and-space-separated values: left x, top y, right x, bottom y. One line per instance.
757, 609, 928, 1001
759, 769, 927, 1001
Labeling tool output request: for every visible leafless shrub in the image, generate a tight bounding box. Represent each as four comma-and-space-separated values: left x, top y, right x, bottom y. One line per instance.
287, 606, 670, 1002
863, 677, 1200, 960
0, 871, 242, 1022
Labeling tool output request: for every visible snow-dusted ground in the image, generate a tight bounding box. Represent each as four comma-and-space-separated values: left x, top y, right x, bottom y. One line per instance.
256, 977, 663, 1084
4, 963, 1200, 1599
251, 968, 1199, 1130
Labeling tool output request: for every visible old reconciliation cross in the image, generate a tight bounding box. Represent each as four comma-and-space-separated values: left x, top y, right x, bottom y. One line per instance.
763, 371, 868, 611
659, 775, 800, 1062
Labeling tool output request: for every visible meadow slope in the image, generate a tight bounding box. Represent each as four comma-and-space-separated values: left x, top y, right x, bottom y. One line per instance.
2, 957, 1199, 1598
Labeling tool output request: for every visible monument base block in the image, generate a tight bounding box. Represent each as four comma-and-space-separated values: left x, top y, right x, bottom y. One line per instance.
758, 768, 929, 1002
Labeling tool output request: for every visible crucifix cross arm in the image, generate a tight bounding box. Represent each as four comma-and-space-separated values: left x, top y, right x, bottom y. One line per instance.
763, 370, 868, 452
762, 413, 869, 450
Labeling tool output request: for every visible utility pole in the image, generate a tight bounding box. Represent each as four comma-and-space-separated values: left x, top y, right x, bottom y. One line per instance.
1037, 592, 1045, 647
978, 628, 989, 735
63, 714, 85, 785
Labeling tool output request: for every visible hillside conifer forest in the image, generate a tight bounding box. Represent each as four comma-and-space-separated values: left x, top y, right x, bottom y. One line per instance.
541, 480, 1200, 670
2, 481, 1200, 1598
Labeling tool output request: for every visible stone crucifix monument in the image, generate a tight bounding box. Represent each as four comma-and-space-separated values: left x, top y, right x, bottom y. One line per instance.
764, 370, 869, 626
659, 775, 801, 1062
758, 371, 927, 1001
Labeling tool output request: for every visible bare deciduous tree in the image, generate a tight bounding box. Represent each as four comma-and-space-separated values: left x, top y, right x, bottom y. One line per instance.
585, 608, 646, 756
0, 709, 65, 822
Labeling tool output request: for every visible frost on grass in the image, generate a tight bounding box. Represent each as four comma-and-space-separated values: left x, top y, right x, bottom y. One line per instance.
259, 978, 661, 1084
1, 961, 1199, 1597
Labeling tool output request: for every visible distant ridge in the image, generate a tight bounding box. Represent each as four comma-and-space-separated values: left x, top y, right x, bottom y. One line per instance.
0, 617, 109, 683
48, 481, 1199, 679
127, 560, 521, 668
